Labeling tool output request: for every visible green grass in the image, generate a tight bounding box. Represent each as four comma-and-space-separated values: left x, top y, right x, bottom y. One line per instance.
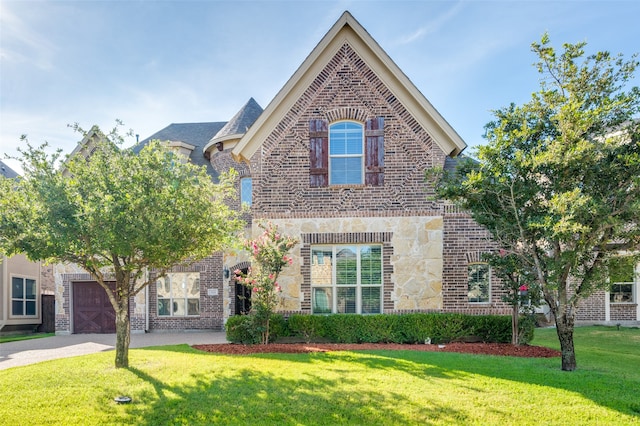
0, 332, 54, 343
0, 326, 638, 425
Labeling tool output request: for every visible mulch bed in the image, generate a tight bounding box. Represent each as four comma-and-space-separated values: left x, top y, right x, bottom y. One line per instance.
193, 342, 561, 358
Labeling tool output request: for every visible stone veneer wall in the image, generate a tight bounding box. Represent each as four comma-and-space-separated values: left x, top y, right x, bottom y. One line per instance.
253, 216, 445, 313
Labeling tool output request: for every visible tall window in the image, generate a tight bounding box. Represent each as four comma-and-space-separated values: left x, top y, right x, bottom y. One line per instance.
311, 245, 382, 314
11, 276, 37, 317
240, 177, 252, 206
468, 263, 490, 303
157, 272, 200, 316
609, 256, 637, 303
329, 121, 363, 185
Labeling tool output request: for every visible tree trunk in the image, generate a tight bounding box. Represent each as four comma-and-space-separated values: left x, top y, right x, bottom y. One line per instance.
114, 297, 131, 368
512, 300, 519, 346
554, 310, 577, 371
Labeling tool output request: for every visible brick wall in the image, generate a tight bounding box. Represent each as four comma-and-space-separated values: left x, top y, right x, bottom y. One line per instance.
576, 291, 606, 321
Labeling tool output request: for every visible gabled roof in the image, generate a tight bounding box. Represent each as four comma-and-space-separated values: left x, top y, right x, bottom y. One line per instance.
0, 159, 19, 179
232, 11, 467, 163
135, 122, 227, 179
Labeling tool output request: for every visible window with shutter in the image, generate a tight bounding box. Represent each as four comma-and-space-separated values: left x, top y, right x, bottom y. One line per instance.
329, 121, 364, 185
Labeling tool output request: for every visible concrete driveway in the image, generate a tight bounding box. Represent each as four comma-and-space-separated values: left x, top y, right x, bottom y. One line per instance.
0, 331, 228, 370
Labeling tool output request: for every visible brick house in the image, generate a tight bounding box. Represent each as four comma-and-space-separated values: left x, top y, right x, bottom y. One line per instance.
54, 11, 638, 334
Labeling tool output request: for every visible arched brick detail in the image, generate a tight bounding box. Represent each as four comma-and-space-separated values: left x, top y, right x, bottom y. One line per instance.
324, 107, 369, 123
465, 251, 487, 264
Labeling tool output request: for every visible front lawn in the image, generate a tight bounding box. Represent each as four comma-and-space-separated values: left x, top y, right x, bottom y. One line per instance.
0, 326, 638, 425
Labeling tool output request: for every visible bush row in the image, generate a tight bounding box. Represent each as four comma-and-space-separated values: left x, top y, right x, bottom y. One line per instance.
226, 313, 535, 345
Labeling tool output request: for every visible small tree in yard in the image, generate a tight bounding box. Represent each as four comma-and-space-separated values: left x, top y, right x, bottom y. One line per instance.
234, 221, 297, 344
432, 35, 640, 370
0, 124, 243, 368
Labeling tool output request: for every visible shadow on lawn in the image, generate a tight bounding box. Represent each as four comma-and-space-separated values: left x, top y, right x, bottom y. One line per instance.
123, 339, 640, 422
120, 360, 464, 425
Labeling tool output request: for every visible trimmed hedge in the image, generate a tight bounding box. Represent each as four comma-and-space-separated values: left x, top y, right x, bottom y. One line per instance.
227, 312, 533, 345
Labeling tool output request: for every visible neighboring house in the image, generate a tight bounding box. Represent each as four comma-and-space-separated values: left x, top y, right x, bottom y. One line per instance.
54, 11, 638, 334
0, 160, 54, 333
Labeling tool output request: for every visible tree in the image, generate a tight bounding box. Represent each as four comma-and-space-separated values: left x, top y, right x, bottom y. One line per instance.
0, 124, 244, 368
233, 221, 297, 344
431, 35, 640, 370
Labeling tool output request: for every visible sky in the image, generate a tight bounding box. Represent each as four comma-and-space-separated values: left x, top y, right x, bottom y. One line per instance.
1, 0, 639, 173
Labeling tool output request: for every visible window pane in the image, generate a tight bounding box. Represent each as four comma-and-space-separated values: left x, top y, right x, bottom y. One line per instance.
313, 287, 332, 314
360, 246, 382, 285
336, 247, 357, 285
241, 177, 252, 206
330, 122, 363, 155
610, 283, 634, 303
468, 263, 490, 303
330, 157, 362, 185
157, 278, 170, 298
172, 299, 186, 316
337, 287, 356, 313
312, 248, 333, 286
187, 275, 200, 297
187, 298, 200, 315
362, 287, 381, 314
158, 299, 170, 316
26, 301, 36, 316
12, 301, 23, 316
12, 277, 24, 298
26, 279, 37, 299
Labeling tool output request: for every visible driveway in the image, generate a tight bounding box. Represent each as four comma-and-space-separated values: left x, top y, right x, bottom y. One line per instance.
0, 331, 228, 370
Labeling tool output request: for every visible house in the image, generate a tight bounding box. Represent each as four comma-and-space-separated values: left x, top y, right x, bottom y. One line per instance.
54, 11, 638, 334
1, 160, 55, 334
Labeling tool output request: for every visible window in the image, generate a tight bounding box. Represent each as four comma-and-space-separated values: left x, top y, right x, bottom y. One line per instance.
329, 121, 364, 185
311, 245, 382, 314
11, 277, 37, 317
240, 177, 252, 206
609, 256, 637, 303
157, 272, 200, 316
309, 117, 384, 187
468, 263, 490, 303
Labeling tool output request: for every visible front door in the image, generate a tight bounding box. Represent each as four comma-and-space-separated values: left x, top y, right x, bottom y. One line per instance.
234, 276, 251, 315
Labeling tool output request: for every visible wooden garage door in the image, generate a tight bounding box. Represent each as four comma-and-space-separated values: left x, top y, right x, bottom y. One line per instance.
73, 281, 116, 334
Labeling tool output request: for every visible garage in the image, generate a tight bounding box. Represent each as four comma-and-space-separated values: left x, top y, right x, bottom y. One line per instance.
72, 281, 116, 334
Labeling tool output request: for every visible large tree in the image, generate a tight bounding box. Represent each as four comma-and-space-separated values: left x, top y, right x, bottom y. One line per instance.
0, 125, 243, 368
432, 35, 640, 370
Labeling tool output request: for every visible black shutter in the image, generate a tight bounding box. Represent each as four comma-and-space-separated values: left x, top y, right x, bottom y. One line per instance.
365, 117, 384, 186
309, 119, 329, 187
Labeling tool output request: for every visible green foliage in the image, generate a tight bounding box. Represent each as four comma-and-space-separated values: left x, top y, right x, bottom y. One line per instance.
281, 313, 516, 345
0, 123, 244, 367
225, 314, 288, 344
431, 34, 640, 370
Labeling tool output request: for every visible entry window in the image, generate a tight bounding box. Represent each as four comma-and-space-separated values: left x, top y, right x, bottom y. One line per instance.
311, 245, 382, 314
609, 256, 637, 303
329, 121, 363, 185
468, 263, 490, 303
11, 276, 37, 317
240, 177, 252, 206
157, 272, 200, 316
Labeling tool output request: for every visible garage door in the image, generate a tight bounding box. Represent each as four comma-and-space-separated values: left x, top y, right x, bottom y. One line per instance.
73, 281, 116, 334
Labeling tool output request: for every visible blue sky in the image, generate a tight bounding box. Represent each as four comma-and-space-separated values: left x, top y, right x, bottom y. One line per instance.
1, 0, 639, 172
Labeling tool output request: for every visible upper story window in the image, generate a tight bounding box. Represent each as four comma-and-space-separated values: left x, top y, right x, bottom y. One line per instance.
11, 276, 37, 317
609, 256, 637, 303
329, 121, 364, 185
468, 263, 490, 303
311, 244, 382, 314
309, 117, 384, 187
157, 272, 200, 316
240, 177, 252, 206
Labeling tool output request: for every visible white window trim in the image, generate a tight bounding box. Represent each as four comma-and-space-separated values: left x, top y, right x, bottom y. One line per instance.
328, 120, 364, 185
468, 262, 491, 304
10, 274, 39, 318
157, 272, 201, 317
311, 244, 382, 314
